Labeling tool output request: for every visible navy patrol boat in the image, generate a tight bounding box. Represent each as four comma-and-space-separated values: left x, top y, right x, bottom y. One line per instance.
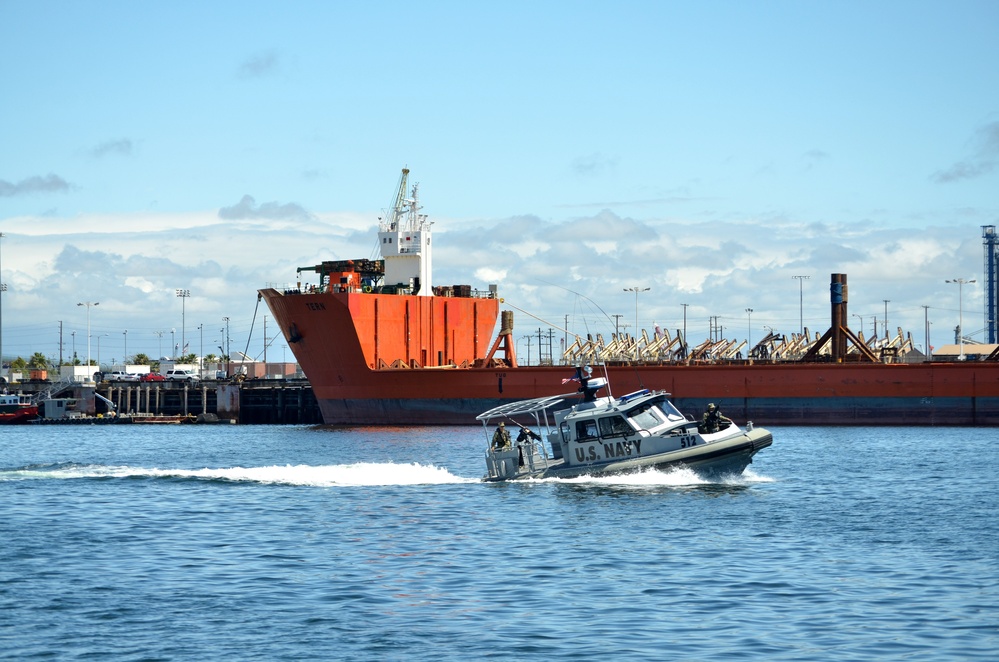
478, 366, 774, 482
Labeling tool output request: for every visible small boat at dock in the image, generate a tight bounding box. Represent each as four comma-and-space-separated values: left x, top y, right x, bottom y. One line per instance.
0, 393, 39, 424
477, 367, 773, 481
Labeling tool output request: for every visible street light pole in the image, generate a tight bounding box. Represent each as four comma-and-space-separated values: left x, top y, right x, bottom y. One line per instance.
96, 333, 108, 372
176, 289, 190, 357
946, 278, 976, 360
623, 286, 650, 359
792, 275, 809, 336
746, 308, 753, 357
123, 329, 128, 366
852, 314, 864, 338
922, 305, 931, 361
77, 301, 100, 377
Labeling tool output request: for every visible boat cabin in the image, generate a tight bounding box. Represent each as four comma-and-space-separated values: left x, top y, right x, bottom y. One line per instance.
0, 393, 34, 409
548, 390, 693, 461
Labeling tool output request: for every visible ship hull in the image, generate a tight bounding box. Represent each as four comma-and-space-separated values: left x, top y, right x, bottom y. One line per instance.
314, 392, 999, 426
0, 406, 39, 424
261, 288, 999, 426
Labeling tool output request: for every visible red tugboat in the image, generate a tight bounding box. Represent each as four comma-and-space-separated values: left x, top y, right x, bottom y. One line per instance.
0, 393, 39, 424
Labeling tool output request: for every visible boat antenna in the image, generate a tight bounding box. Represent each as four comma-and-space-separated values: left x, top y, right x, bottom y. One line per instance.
601, 362, 614, 398
500, 299, 571, 334
534, 280, 647, 391
535, 278, 616, 330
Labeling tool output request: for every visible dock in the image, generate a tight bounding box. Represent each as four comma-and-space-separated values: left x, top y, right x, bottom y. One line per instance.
20, 379, 323, 425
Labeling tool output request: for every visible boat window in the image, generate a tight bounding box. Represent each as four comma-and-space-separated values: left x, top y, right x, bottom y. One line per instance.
627, 404, 664, 430
598, 415, 632, 437
575, 419, 598, 441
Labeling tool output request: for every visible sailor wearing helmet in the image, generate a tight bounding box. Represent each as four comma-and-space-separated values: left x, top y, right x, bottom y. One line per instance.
700, 402, 732, 434
492, 421, 512, 450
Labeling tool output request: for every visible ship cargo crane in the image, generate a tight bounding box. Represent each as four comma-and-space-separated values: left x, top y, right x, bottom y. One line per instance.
385, 167, 410, 231
984, 225, 997, 343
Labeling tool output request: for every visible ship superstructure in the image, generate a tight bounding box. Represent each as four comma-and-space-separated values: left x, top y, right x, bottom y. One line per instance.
378, 168, 433, 295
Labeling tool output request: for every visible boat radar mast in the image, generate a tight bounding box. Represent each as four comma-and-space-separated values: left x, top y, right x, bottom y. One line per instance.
378, 168, 433, 295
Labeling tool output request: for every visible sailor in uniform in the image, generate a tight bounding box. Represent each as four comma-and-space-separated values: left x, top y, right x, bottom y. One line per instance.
492, 422, 512, 450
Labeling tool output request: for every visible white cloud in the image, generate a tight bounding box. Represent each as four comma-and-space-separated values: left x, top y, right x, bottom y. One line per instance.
0, 206, 987, 363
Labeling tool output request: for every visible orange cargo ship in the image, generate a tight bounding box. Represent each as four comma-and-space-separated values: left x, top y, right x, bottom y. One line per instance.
260, 170, 999, 426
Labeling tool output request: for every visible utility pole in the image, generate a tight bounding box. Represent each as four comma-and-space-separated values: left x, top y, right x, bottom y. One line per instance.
612, 314, 624, 338
883, 299, 890, 339
520, 335, 533, 365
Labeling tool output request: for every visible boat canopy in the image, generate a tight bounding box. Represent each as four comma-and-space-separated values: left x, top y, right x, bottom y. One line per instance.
476, 392, 579, 421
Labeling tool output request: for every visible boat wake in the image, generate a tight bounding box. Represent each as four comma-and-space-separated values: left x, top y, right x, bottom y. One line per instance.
0, 462, 477, 487
551, 466, 774, 488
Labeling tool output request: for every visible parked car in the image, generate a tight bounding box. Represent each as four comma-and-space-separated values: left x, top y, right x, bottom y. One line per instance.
140, 372, 165, 382
165, 369, 200, 381
106, 370, 139, 382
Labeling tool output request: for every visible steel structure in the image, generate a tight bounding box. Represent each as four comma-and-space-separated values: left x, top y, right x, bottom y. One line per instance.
985, 225, 998, 343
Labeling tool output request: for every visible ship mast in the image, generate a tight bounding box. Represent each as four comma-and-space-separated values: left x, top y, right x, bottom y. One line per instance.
378, 168, 433, 295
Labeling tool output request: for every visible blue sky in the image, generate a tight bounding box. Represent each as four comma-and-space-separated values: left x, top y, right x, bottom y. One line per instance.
2, 1, 998, 366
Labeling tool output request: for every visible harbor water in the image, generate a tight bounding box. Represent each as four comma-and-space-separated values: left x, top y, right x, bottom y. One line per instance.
2, 424, 997, 660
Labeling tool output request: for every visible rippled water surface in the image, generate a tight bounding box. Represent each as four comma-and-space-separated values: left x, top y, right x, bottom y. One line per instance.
2, 424, 997, 660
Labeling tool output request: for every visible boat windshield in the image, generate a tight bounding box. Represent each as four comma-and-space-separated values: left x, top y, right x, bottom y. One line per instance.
627, 403, 664, 430
625, 396, 686, 430
658, 399, 687, 422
